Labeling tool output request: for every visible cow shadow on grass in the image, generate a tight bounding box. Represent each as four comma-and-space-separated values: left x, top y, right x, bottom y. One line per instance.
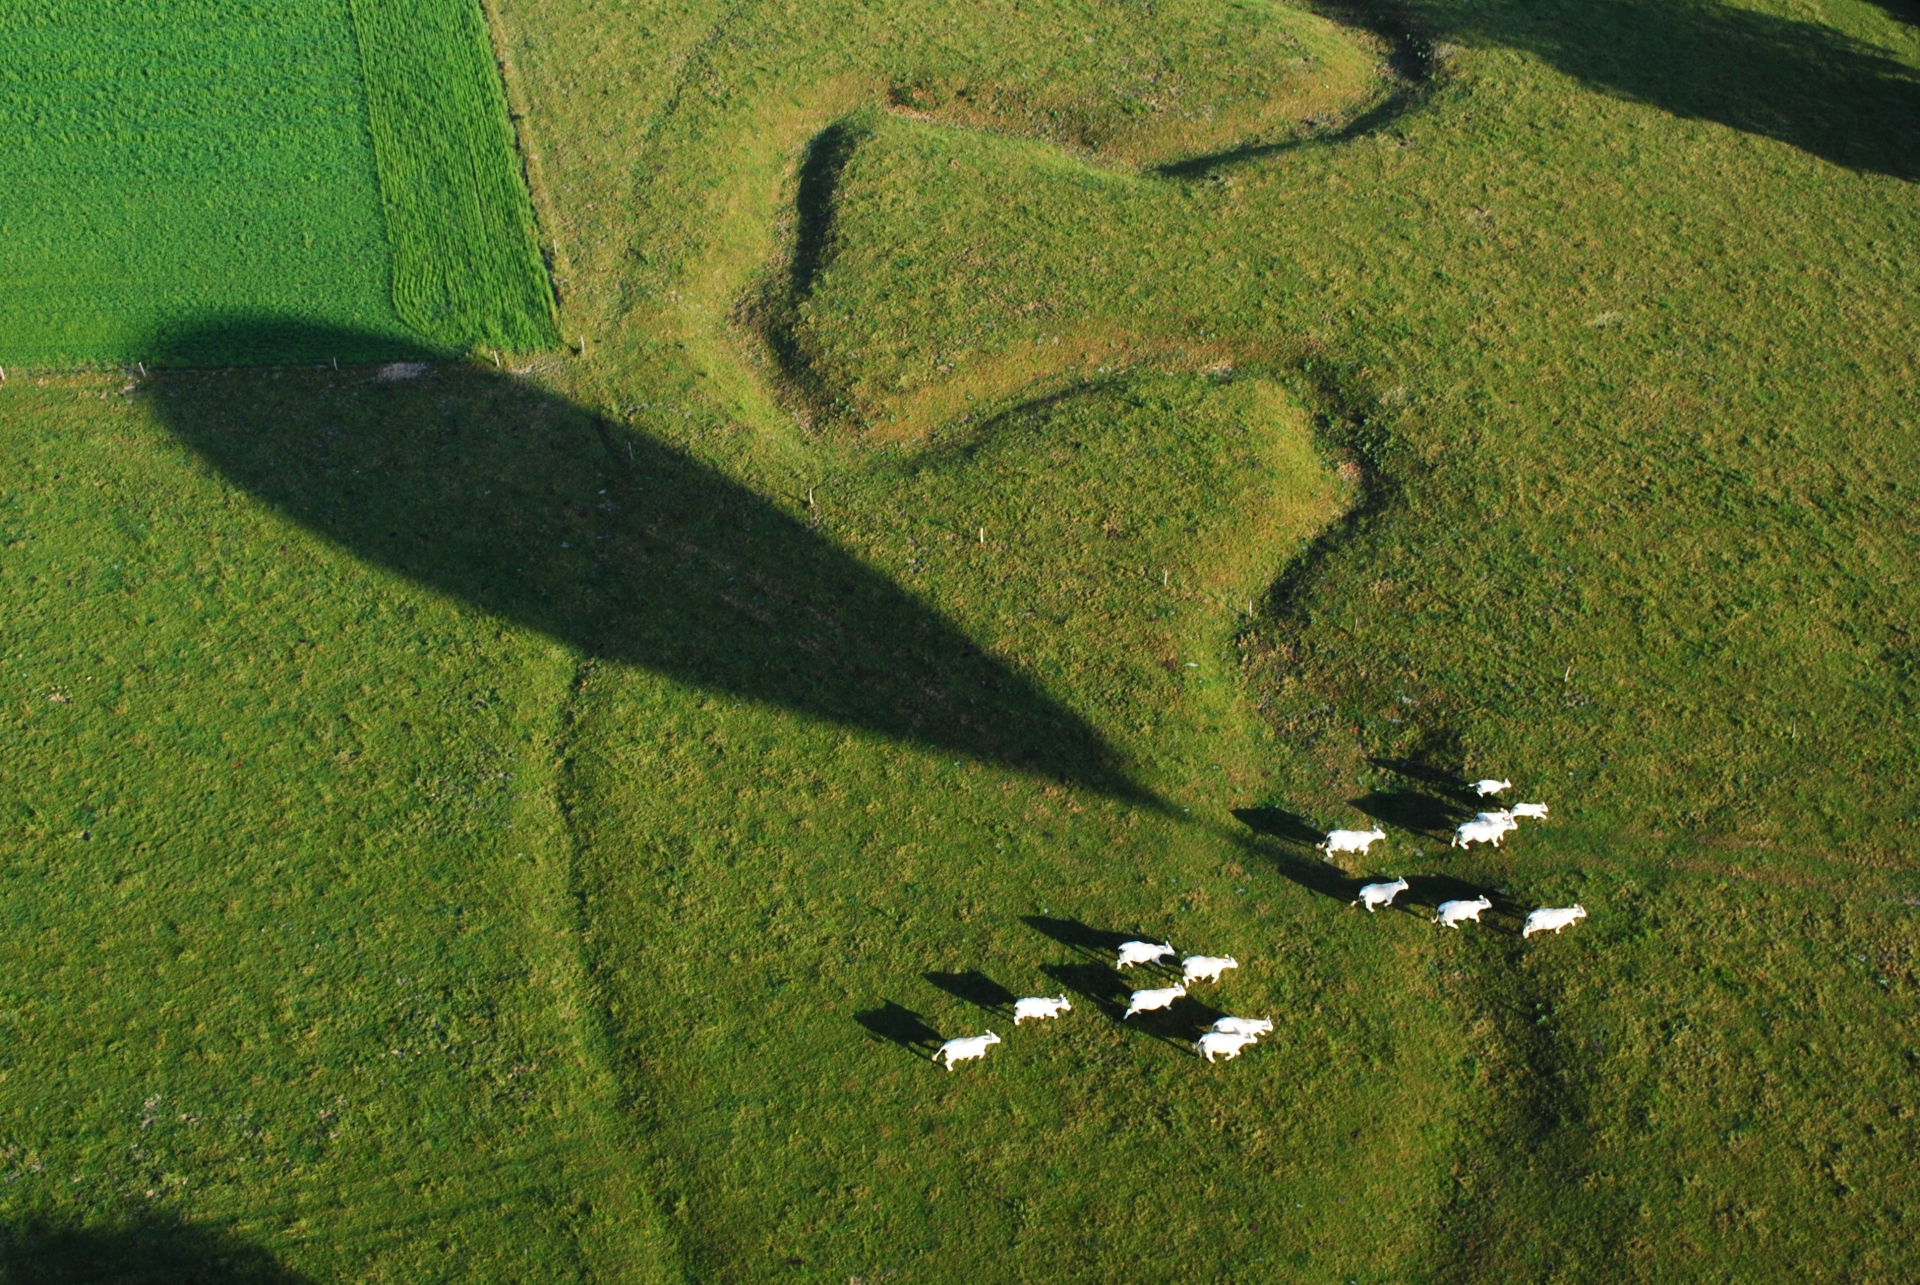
1020, 915, 1168, 962
1347, 789, 1467, 840
147, 317, 1149, 804
1229, 806, 1323, 847
923, 969, 1016, 1015
1230, 808, 1363, 904
854, 1001, 944, 1054
1366, 756, 1478, 801
0, 1215, 310, 1285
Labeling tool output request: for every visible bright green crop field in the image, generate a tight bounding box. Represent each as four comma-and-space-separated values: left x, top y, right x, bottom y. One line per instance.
0, 0, 555, 366
3, 0, 1919, 1281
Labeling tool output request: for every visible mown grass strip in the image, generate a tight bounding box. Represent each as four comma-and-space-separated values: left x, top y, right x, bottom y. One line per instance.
351, 0, 560, 352
0, 1, 406, 367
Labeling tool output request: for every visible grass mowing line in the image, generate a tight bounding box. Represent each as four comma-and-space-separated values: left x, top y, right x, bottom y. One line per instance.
350, 0, 559, 352
0, 0, 556, 367
0, 0, 406, 368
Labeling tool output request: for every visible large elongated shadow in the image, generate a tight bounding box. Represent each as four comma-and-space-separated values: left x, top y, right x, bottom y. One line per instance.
149, 318, 1145, 800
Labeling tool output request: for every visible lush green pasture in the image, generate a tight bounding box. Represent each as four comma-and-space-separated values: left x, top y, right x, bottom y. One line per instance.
501, 0, 1920, 1276
3, 0, 1919, 1280
0, 0, 553, 367
0, 375, 670, 1281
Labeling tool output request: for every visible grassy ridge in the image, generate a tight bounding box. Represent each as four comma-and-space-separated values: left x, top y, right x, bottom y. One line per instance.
0, 1, 406, 367
351, 0, 559, 352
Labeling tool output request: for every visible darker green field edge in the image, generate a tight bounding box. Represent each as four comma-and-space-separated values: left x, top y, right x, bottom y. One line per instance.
350, 0, 560, 354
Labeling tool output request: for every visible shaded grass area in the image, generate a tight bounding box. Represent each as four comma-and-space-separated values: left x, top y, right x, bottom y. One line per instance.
145, 323, 1140, 802
1446, 0, 1920, 182
0, 1215, 310, 1285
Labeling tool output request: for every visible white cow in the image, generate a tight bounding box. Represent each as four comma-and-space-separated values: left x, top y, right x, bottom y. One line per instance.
1123, 985, 1186, 1018
1013, 995, 1071, 1025
1435, 896, 1493, 928
1510, 802, 1549, 821
1181, 955, 1238, 985
1194, 1030, 1259, 1063
934, 1031, 1001, 1070
1452, 819, 1508, 849
1470, 778, 1512, 797
1354, 878, 1410, 913
1522, 905, 1587, 938
1318, 827, 1387, 858
1474, 809, 1517, 830
1210, 1016, 1274, 1037
1115, 940, 1176, 969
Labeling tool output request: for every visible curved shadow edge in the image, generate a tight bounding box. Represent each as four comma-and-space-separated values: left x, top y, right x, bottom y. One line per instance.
146, 316, 1158, 806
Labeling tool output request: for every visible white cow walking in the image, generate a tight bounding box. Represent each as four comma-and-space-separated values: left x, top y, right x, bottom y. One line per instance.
1522, 905, 1587, 938
1194, 1030, 1260, 1063
1318, 827, 1387, 858
1510, 802, 1549, 821
934, 1031, 1002, 1070
1354, 878, 1410, 913
1181, 955, 1238, 985
1470, 778, 1512, 797
1012, 995, 1071, 1025
1115, 940, 1176, 969
1435, 896, 1493, 928
1452, 819, 1508, 849
1123, 985, 1186, 1019
1210, 1016, 1274, 1037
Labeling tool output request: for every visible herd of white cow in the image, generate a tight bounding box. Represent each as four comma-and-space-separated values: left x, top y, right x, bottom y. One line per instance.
933, 775, 1587, 1071
1332, 779, 1586, 937
933, 941, 1270, 1069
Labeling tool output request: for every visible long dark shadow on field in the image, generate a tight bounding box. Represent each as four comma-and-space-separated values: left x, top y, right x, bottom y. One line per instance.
923, 969, 1016, 1015
854, 1002, 944, 1054
148, 317, 1146, 801
1454, 0, 1920, 182
0, 1215, 310, 1285
1164, 0, 1920, 184
1863, 0, 1918, 30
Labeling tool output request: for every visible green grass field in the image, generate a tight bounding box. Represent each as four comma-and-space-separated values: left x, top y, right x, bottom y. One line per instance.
3, 0, 1919, 1280
0, 0, 555, 367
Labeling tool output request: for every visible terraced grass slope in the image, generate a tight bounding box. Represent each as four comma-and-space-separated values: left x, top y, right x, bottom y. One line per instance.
0, 0, 554, 368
